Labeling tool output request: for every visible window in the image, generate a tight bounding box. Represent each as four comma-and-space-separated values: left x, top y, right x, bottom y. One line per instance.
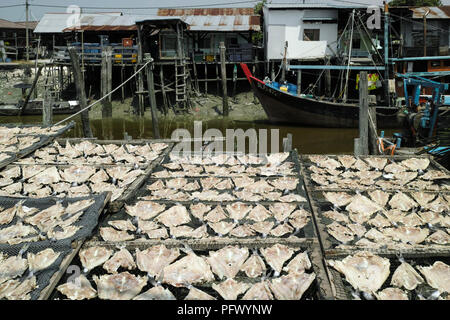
303, 29, 320, 41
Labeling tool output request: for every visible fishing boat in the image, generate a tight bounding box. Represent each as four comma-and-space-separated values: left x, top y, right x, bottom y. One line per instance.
241, 63, 400, 128
0, 100, 80, 116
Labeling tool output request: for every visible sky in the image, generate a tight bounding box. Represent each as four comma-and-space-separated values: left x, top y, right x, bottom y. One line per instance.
1, 0, 450, 22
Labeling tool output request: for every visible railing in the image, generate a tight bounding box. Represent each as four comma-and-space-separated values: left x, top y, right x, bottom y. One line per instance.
161, 45, 255, 62
53, 44, 138, 65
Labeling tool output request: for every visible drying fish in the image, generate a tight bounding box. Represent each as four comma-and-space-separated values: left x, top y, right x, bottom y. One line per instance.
368, 190, 390, 207
147, 180, 165, 191
312, 157, 340, 170
241, 254, 266, 278
108, 220, 136, 232
169, 225, 194, 238
234, 190, 263, 202
94, 272, 147, 300
411, 192, 436, 207
365, 158, 387, 171
200, 177, 222, 190
212, 279, 250, 300
189, 203, 211, 221
144, 227, 168, 239
100, 227, 134, 242
423, 197, 449, 213
391, 262, 424, 290
0, 205, 17, 225
324, 192, 354, 207
364, 228, 388, 242
27, 248, 60, 273
150, 142, 168, 153
23, 182, 47, 195
244, 180, 275, 194
29, 167, 61, 185
269, 177, 298, 191
102, 248, 136, 274
61, 166, 96, 184
417, 261, 450, 293
22, 165, 45, 180
162, 163, 181, 171
118, 169, 144, 188
418, 211, 442, 226
250, 221, 274, 235
421, 170, 449, 181
133, 286, 176, 300
162, 251, 214, 287
375, 287, 408, 300
66, 199, 94, 216
226, 202, 252, 220
184, 287, 216, 300
125, 201, 165, 220
328, 252, 390, 292
204, 205, 228, 223
265, 152, 289, 165
24, 202, 64, 228
166, 178, 187, 189
269, 272, 316, 300
247, 204, 271, 222
137, 220, 159, 233
283, 252, 311, 274
327, 222, 354, 243
346, 195, 382, 218
0, 166, 21, 179
368, 215, 391, 228
269, 203, 296, 222
48, 225, 81, 240
207, 246, 249, 279
190, 225, 208, 239
5, 276, 37, 300
394, 213, 424, 227
401, 158, 430, 171
136, 245, 179, 277
146, 188, 178, 200
230, 225, 255, 238
383, 227, 429, 244
184, 181, 200, 191
34, 186, 53, 197
427, 230, 450, 245
394, 171, 418, 184
15, 203, 38, 219
208, 221, 236, 235
0, 223, 38, 243
270, 223, 293, 237
105, 167, 132, 181
348, 223, 367, 238
384, 162, 406, 174
337, 155, 356, 169
0, 255, 28, 283
242, 281, 274, 300
289, 209, 310, 230
260, 244, 294, 275
352, 158, 369, 171
57, 275, 97, 300
264, 192, 282, 202
79, 246, 113, 271
155, 205, 190, 227
322, 210, 349, 223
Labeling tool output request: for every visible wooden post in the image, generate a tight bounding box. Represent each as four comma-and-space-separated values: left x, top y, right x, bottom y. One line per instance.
281, 41, 288, 82
120, 66, 125, 104
159, 65, 169, 113
204, 63, 208, 94
297, 70, 302, 95
137, 25, 145, 115
271, 61, 275, 80
232, 64, 237, 100
358, 71, 369, 156
215, 63, 219, 94
68, 47, 93, 138
42, 96, 52, 126
219, 42, 229, 116
144, 53, 160, 139
368, 106, 379, 155
191, 53, 199, 93
101, 46, 113, 117
19, 65, 43, 115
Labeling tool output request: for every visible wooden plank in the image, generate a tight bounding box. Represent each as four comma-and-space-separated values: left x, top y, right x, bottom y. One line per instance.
144, 53, 160, 139
358, 71, 369, 156
219, 42, 229, 116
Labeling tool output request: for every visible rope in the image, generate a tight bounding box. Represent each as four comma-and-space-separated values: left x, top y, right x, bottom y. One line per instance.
53, 60, 152, 127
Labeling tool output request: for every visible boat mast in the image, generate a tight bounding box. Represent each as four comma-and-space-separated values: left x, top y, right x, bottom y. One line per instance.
343, 9, 355, 103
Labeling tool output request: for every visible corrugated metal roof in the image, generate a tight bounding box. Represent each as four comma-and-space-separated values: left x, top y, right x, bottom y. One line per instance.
411, 6, 450, 19
0, 19, 27, 30
157, 7, 260, 31
34, 13, 124, 33
266, 0, 367, 9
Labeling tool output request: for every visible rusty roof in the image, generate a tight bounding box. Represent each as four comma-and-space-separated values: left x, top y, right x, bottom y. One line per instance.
0, 19, 28, 30
411, 6, 450, 19
157, 8, 260, 32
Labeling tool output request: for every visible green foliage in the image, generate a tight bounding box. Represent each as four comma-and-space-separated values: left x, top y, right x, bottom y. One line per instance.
252, 0, 267, 46
389, 0, 442, 6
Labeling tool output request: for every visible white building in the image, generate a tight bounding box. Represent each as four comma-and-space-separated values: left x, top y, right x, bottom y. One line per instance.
263, 1, 366, 61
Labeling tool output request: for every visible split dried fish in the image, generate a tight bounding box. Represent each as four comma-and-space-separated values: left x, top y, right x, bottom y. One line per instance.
242, 281, 274, 300
269, 203, 297, 222
27, 248, 60, 273
375, 287, 408, 300
100, 227, 134, 242
288, 209, 310, 230
207, 246, 249, 279
337, 155, 356, 169
204, 205, 228, 223
270, 223, 293, 237
189, 203, 211, 221
226, 202, 252, 220
133, 286, 176, 300
427, 230, 450, 245
208, 221, 236, 235
0, 255, 27, 283
57, 275, 97, 300
247, 204, 271, 222
327, 222, 354, 243
250, 221, 274, 235
125, 201, 165, 220
391, 262, 424, 290
184, 287, 216, 300
103, 249, 136, 274
269, 272, 315, 300
212, 279, 250, 300
322, 210, 349, 224
368, 190, 390, 207
383, 227, 429, 244
401, 158, 430, 171
94, 272, 147, 300
260, 244, 294, 275
241, 254, 266, 278
324, 192, 354, 207
155, 205, 190, 227
417, 261, 450, 293
79, 246, 113, 271
328, 251, 390, 292
108, 220, 136, 232
136, 245, 179, 277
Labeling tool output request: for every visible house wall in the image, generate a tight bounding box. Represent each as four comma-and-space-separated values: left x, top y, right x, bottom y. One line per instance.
264, 8, 338, 60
